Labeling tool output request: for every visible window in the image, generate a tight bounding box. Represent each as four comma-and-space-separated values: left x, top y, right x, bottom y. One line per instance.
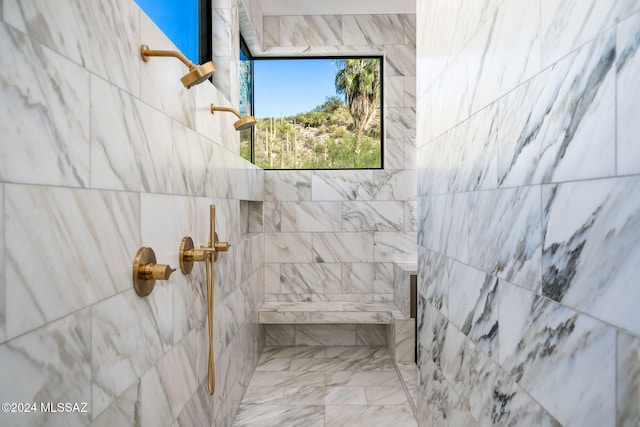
239, 53, 383, 170
135, 0, 211, 64
239, 37, 253, 162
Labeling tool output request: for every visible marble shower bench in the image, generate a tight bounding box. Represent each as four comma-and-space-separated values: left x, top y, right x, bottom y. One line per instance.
258, 299, 415, 363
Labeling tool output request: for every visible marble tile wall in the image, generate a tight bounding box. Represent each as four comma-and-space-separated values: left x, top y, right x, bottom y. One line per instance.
0, 0, 263, 426
238, 12, 417, 303
417, 0, 640, 426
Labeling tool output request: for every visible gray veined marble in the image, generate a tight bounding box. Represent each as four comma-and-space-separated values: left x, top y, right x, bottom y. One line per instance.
617, 332, 640, 427
542, 176, 640, 335
343, 201, 405, 232
499, 282, 615, 426
280, 263, 342, 294
280, 201, 342, 232
468, 186, 542, 291
0, 309, 92, 427
279, 15, 342, 47
342, 15, 405, 46
447, 261, 499, 359
617, 11, 640, 175
0, 21, 90, 188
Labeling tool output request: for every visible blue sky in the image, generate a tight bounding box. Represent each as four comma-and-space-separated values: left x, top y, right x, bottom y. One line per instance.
135, 0, 198, 61
254, 59, 340, 118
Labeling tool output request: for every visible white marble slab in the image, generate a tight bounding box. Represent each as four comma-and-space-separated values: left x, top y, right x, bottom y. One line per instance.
541, 176, 640, 335
279, 15, 342, 47
91, 75, 173, 192
0, 22, 90, 187
0, 185, 4, 343
311, 171, 374, 201
280, 201, 342, 232
541, 0, 639, 67
616, 12, 640, 175
343, 201, 405, 232
89, 380, 137, 427
468, 186, 541, 291
280, 262, 342, 294
313, 232, 375, 263
264, 233, 313, 263
617, 332, 640, 427
0, 309, 91, 427
374, 232, 417, 262
499, 282, 616, 426
4, 0, 140, 95
5, 185, 138, 340
264, 171, 312, 201
342, 15, 405, 46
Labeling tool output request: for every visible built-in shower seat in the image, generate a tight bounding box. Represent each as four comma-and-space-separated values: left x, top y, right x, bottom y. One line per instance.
258, 300, 404, 324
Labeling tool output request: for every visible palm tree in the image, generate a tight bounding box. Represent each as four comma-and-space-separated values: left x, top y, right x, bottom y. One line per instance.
334, 59, 380, 156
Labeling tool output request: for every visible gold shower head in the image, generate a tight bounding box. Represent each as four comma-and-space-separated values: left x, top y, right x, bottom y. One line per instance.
140, 45, 215, 89
210, 104, 257, 131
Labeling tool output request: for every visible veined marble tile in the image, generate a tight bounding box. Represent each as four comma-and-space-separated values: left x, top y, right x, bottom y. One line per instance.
154, 338, 199, 418
404, 139, 417, 170
385, 43, 416, 77
470, 0, 540, 112
384, 138, 405, 170
0, 309, 91, 427
263, 202, 280, 232
140, 366, 173, 427
325, 405, 417, 427
91, 75, 172, 192
172, 122, 214, 197
0, 22, 90, 187
311, 170, 374, 201
232, 405, 324, 427
325, 346, 390, 360
280, 201, 342, 232
342, 15, 404, 46
313, 232, 374, 262
373, 232, 417, 262
296, 324, 357, 346
394, 319, 415, 362
617, 12, 640, 175
430, 193, 469, 262
279, 15, 342, 47
5, 185, 138, 339
365, 387, 408, 405
261, 346, 326, 361
343, 201, 404, 232
4, 0, 140, 94
447, 261, 499, 359
248, 370, 325, 388
617, 332, 640, 427
90, 380, 138, 427
175, 383, 212, 427
541, 0, 639, 67
356, 325, 386, 346
264, 325, 295, 346
0, 185, 4, 344
419, 0, 502, 89
263, 15, 279, 48
283, 386, 367, 405
386, 76, 405, 108
139, 12, 195, 128
280, 263, 342, 294
468, 186, 542, 291
541, 177, 640, 335
342, 263, 393, 294
419, 248, 448, 317
240, 387, 285, 405
386, 107, 417, 140
326, 371, 402, 388
255, 357, 293, 372
264, 233, 313, 263
499, 282, 615, 426
92, 290, 168, 417
372, 170, 416, 201
265, 171, 312, 201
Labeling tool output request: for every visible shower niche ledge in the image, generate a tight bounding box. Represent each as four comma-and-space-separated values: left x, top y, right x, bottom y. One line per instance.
258, 301, 404, 324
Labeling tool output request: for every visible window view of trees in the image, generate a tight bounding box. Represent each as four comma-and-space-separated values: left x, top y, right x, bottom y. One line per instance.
242, 57, 382, 169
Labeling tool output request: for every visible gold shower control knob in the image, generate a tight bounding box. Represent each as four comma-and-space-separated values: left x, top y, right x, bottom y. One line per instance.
132, 247, 175, 297
214, 241, 229, 252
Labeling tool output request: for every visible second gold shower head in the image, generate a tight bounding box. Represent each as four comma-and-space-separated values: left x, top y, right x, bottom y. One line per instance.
210, 104, 257, 131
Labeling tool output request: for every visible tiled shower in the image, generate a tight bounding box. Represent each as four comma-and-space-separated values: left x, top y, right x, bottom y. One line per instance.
0, 0, 639, 426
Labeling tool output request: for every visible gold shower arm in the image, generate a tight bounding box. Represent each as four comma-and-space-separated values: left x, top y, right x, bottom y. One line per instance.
210, 104, 243, 119
140, 45, 194, 69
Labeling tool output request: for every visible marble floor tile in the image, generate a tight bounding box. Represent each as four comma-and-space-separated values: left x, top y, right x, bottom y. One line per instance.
233, 345, 417, 426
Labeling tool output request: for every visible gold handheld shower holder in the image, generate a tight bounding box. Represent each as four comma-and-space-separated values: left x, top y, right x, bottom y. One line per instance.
132, 247, 175, 297
179, 205, 229, 395
140, 45, 215, 89
210, 104, 257, 131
